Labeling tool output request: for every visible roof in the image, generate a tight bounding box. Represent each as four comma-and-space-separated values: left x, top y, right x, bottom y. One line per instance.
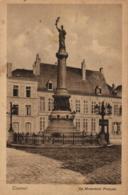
12, 69, 37, 81
11, 63, 122, 97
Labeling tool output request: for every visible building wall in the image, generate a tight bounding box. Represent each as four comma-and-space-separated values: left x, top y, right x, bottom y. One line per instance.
7, 78, 39, 133
7, 78, 122, 140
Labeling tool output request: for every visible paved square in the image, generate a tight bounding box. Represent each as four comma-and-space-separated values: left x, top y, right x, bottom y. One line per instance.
7, 146, 121, 184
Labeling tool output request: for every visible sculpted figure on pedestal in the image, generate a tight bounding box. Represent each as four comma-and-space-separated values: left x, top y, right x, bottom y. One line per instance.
55, 17, 66, 50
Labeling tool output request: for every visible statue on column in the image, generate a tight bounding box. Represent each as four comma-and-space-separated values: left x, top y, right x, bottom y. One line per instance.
55, 17, 66, 50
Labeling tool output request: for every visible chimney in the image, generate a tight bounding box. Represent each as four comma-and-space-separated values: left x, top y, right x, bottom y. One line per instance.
99, 67, 103, 74
81, 59, 86, 81
33, 54, 41, 76
7, 62, 12, 77
112, 83, 115, 89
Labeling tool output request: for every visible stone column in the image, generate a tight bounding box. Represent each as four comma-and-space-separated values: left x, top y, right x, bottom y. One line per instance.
53, 48, 71, 111
56, 49, 68, 95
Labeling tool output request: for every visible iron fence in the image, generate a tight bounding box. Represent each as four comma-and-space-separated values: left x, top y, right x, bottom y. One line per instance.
12, 132, 98, 145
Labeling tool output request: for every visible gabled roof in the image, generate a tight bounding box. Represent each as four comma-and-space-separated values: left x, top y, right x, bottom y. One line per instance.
11, 63, 122, 97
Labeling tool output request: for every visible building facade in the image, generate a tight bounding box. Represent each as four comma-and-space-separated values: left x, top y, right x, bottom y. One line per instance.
7, 55, 122, 141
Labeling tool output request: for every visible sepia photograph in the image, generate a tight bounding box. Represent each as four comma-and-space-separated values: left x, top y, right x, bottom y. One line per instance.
6, 3, 123, 185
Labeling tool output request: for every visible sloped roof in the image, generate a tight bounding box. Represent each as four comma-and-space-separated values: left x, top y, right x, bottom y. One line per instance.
12, 69, 36, 81
12, 69, 34, 77
11, 63, 122, 97
38, 63, 110, 96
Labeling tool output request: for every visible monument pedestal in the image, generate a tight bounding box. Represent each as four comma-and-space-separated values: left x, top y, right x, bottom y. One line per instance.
45, 110, 77, 136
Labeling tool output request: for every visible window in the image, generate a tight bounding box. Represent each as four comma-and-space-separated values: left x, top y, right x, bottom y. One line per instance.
25, 122, 31, 133
112, 122, 121, 135
83, 100, 88, 114
48, 98, 53, 111
48, 83, 53, 90
114, 105, 120, 116
119, 106, 122, 116
76, 119, 80, 130
40, 97, 45, 112
26, 105, 31, 116
47, 81, 53, 90
83, 118, 88, 133
76, 100, 80, 113
91, 118, 96, 134
40, 117, 45, 131
95, 86, 102, 95
13, 122, 19, 133
13, 85, 19, 96
91, 101, 96, 114
26, 86, 31, 97
117, 123, 121, 135
12, 104, 19, 115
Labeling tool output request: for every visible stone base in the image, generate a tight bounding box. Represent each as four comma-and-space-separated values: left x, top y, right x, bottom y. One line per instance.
45, 110, 78, 136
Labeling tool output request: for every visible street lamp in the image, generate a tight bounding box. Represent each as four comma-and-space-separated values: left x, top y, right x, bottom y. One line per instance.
8, 102, 14, 132
94, 101, 112, 145
7, 102, 16, 145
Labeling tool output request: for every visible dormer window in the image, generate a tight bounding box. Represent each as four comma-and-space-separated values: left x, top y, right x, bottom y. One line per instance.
95, 86, 102, 95
47, 80, 53, 91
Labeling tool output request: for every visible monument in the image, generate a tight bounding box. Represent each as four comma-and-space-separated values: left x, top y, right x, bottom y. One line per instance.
45, 17, 77, 136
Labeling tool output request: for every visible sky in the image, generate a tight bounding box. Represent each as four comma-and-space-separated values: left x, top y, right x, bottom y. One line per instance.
7, 4, 122, 86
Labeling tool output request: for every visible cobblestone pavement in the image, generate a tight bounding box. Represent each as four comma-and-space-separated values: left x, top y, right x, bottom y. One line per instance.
7, 148, 86, 184
7, 146, 121, 184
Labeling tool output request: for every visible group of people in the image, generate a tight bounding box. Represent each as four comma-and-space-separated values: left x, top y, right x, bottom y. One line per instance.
13, 131, 44, 144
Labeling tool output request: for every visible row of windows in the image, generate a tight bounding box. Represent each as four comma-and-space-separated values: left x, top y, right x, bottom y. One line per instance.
13, 118, 46, 133
75, 100, 121, 115
13, 122, 31, 133
40, 98, 53, 112
13, 82, 53, 98
13, 83, 104, 97
13, 85, 31, 97
40, 99, 94, 114
12, 119, 121, 136
11, 98, 54, 116
11, 102, 122, 117
72, 100, 97, 114
75, 118, 96, 132
75, 119, 121, 135
40, 98, 122, 116
12, 104, 31, 116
